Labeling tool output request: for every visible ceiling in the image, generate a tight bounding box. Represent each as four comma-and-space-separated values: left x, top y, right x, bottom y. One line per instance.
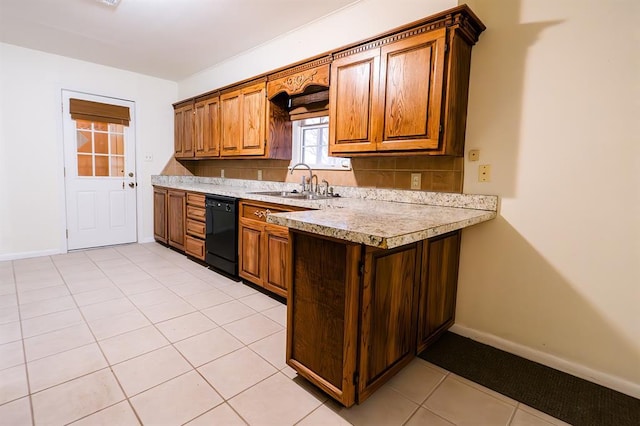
0, 0, 360, 81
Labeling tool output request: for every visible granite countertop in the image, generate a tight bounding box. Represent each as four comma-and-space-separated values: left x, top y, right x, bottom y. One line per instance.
152, 176, 498, 249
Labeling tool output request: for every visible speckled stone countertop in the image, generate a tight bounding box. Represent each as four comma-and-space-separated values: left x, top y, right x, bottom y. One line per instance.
152, 176, 498, 249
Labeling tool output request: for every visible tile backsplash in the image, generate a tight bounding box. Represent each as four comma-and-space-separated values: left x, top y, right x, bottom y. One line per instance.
161, 156, 463, 193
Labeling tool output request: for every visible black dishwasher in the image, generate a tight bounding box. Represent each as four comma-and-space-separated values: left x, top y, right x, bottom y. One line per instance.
205, 195, 239, 279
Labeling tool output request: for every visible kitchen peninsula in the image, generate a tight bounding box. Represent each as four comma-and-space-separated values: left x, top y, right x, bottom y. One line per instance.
152, 175, 497, 406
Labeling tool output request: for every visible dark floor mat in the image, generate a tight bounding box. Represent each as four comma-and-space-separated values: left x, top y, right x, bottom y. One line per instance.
418, 332, 640, 426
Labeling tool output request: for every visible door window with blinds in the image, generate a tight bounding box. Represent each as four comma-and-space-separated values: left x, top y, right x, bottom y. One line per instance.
69, 98, 130, 177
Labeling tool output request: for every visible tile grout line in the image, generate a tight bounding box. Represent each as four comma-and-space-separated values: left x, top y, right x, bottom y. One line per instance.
50, 249, 145, 426
507, 402, 521, 426
11, 258, 37, 426
114, 244, 291, 425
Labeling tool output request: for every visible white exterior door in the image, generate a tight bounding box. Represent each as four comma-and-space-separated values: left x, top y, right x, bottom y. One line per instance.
62, 90, 137, 250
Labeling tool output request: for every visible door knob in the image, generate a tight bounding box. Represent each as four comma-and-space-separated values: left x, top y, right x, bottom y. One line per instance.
128, 182, 135, 188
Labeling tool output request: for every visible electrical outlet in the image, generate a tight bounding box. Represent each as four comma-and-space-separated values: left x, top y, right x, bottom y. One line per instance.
468, 149, 479, 161
410, 173, 421, 190
221, 169, 225, 178
479, 164, 491, 182
257, 170, 263, 181
143, 153, 153, 162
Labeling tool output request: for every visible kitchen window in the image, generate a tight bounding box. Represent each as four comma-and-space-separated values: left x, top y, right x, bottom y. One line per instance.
291, 117, 351, 170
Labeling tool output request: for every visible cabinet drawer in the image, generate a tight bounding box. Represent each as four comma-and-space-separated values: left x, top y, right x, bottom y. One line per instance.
240, 202, 292, 223
186, 219, 206, 239
187, 192, 206, 208
187, 205, 206, 221
185, 236, 205, 260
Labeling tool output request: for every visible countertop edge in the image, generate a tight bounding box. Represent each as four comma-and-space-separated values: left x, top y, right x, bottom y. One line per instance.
152, 176, 499, 248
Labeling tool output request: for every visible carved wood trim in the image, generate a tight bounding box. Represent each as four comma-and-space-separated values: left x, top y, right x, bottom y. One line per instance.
334, 19, 449, 59
268, 56, 332, 80
267, 64, 330, 98
333, 9, 482, 60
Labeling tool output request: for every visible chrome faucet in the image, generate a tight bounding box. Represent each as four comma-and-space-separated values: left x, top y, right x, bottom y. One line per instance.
321, 179, 330, 196
290, 162, 313, 193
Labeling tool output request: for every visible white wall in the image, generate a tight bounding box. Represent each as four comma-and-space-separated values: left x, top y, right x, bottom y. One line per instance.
0, 43, 177, 259
178, 0, 640, 396
178, 0, 456, 98
457, 0, 640, 396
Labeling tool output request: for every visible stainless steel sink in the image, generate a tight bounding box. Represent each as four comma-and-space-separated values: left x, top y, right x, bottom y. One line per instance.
249, 190, 333, 200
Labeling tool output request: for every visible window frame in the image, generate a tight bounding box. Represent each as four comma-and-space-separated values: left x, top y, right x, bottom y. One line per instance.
290, 116, 351, 171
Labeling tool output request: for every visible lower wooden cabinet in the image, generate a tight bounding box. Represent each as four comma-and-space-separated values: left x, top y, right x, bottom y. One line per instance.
153, 187, 168, 244
416, 231, 461, 353
167, 190, 186, 251
154, 187, 206, 261
264, 224, 290, 295
287, 229, 461, 407
154, 186, 186, 251
238, 200, 303, 298
185, 192, 206, 260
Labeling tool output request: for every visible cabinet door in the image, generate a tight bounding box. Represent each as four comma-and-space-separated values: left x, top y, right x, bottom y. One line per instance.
329, 49, 381, 154
220, 91, 242, 156
416, 231, 461, 353
174, 104, 194, 158
377, 29, 446, 151
263, 224, 290, 298
167, 190, 186, 251
359, 242, 420, 402
287, 232, 361, 407
240, 83, 266, 156
195, 97, 221, 158
153, 187, 167, 244
238, 218, 264, 284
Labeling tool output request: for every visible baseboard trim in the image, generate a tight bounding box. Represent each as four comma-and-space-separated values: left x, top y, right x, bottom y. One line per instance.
449, 324, 640, 399
0, 248, 63, 262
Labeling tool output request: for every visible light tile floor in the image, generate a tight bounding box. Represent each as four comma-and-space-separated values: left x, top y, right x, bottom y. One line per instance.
0, 243, 570, 426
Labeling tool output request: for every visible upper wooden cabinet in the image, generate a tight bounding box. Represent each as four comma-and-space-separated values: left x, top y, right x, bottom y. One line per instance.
174, 95, 220, 159
173, 5, 484, 160
328, 49, 381, 153
174, 102, 194, 158
194, 96, 221, 158
329, 7, 484, 156
220, 81, 267, 157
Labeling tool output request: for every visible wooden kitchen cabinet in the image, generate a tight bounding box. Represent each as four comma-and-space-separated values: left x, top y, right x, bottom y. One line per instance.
174, 95, 221, 159
238, 200, 304, 298
220, 81, 267, 157
416, 231, 461, 353
329, 7, 484, 156
194, 96, 221, 158
287, 229, 462, 407
185, 192, 206, 260
328, 49, 380, 153
358, 242, 421, 401
153, 187, 168, 244
263, 224, 290, 295
174, 102, 194, 158
167, 189, 186, 251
